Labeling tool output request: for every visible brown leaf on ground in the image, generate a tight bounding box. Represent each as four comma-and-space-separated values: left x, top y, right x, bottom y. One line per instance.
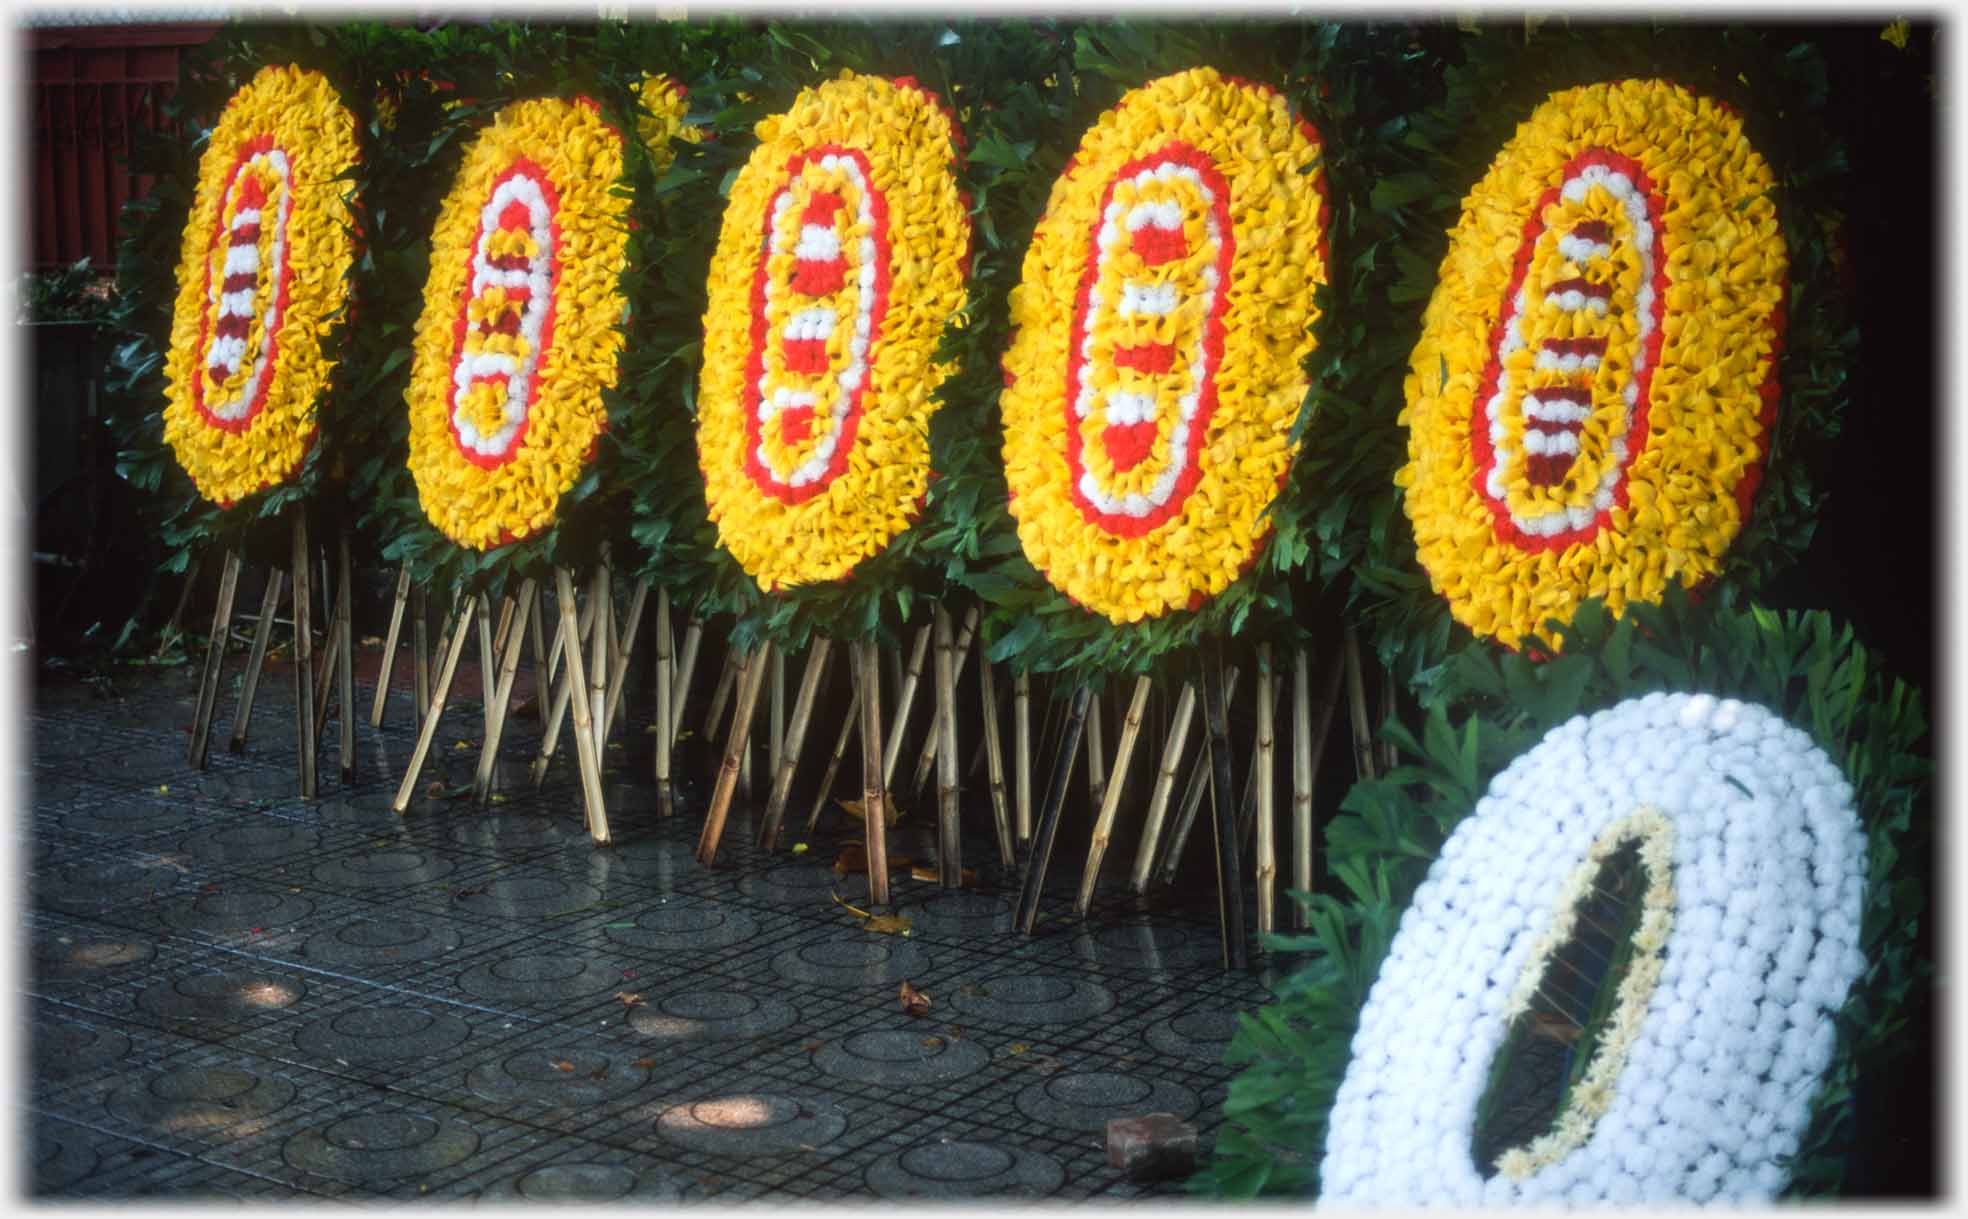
899, 980, 932, 1017
921, 1036, 944, 1048
863, 914, 913, 936
550, 1060, 575, 1072
631, 1058, 659, 1070
832, 844, 867, 876
908, 864, 980, 885
615, 991, 644, 1008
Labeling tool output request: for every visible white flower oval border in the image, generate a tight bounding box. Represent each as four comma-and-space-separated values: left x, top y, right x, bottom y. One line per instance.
1321, 691, 1866, 1206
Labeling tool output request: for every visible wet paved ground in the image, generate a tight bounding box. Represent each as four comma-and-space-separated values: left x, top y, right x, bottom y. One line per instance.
26, 644, 1274, 1201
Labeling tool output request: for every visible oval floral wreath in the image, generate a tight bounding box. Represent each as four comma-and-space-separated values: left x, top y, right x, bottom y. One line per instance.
161, 63, 359, 508
404, 85, 687, 551
696, 71, 971, 590
1397, 79, 1786, 651
999, 67, 1329, 625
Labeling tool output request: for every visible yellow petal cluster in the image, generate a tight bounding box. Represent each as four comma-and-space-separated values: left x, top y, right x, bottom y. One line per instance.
999, 68, 1328, 624
161, 64, 358, 507
696, 71, 970, 589
405, 96, 657, 550
1398, 80, 1785, 650
636, 72, 699, 167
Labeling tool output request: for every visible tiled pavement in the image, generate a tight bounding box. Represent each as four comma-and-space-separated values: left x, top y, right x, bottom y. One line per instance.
26, 643, 1280, 1201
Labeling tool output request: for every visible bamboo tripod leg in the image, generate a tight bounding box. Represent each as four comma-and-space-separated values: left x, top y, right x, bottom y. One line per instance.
334, 533, 356, 784
599, 578, 650, 746
912, 606, 976, 797
697, 645, 770, 866
803, 679, 860, 837
978, 657, 1014, 868
1015, 685, 1090, 934
933, 608, 961, 887
768, 646, 786, 792
587, 565, 610, 756
527, 583, 548, 725
654, 589, 675, 817
391, 592, 477, 813
880, 622, 933, 791
1200, 644, 1248, 970
669, 617, 704, 751
553, 569, 610, 843
1086, 689, 1107, 810
705, 648, 740, 748
473, 582, 535, 804
1237, 674, 1284, 854
1013, 670, 1032, 845
1157, 666, 1241, 888
1254, 644, 1278, 938
1128, 680, 1196, 892
528, 616, 582, 789
759, 637, 832, 850
371, 566, 411, 729
425, 600, 455, 725
478, 597, 498, 741
311, 591, 344, 758
1075, 674, 1152, 914
854, 640, 891, 908
1296, 651, 1345, 928
188, 549, 242, 770
1343, 625, 1376, 782
227, 567, 283, 754
412, 586, 431, 722
1291, 647, 1314, 930
292, 513, 317, 798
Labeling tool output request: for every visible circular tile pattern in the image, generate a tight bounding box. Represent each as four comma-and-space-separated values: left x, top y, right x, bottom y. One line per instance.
735, 863, 840, 905
464, 1048, 653, 1108
294, 1006, 472, 1066
196, 768, 303, 805
106, 1066, 298, 1135
283, 1110, 480, 1182
479, 1162, 686, 1202
654, 1093, 848, 1157
453, 873, 600, 919
448, 814, 571, 853
1015, 1070, 1198, 1133
36, 858, 177, 912
34, 1126, 101, 1191
947, 973, 1115, 1026
1073, 921, 1220, 971
903, 892, 1015, 938
311, 848, 455, 890
574, 838, 697, 888
814, 1029, 990, 1086
867, 1139, 1066, 1199
34, 1019, 131, 1079
1145, 1009, 1242, 1062
137, 969, 306, 1022
456, 953, 622, 1007
179, 821, 320, 865
303, 917, 463, 968
159, 887, 315, 933
30, 930, 157, 985
313, 796, 403, 833
771, 936, 931, 989
57, 798, 181, 836
626, 989, 799, 1042
603, 898, 758, 953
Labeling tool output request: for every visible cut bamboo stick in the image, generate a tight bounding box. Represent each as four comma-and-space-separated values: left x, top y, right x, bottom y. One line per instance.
473, 580, 536, 804
599, 577, 650, 745
854, 640, 891, 907
476, 596, 496, 739
310, 586, 343, 757
227, 567, 283, 754
528, 579, 608, 789
587, 564, 610, 758
1254, 644, 1278, 938
803, 677, 860, 836
555, 568, 611, 843
669, 615, 704, 750
1154, 666, 1241, 888
291, 511, 317, 798
391, 591, 476, 813
759, 637, 832, 851
910, 605, 976, 798
1236, 670, 1284, 854
880, 622, 933, 791
412, 584, 431, 721
1075, 674, 1152, 914
527, 582, 548, 725
1086, 688, 1108, 811
705, 646, 741, 748
1128, 680, 1196, 892
1343, 624, 1376, 782
933, 607, 961, 888
1014, 669, 1032, 845
188, 548, 242, 770
1014, 684, 1090, 935
978, 656, 1014, 868
768, 645, 786, 792
335, 531, 356, 784
1296, 648, 1345, 928
545, 582, 596, 690
654, 588, 675, 817
370, 566, 411, 729
697, 644, 769, 865
1200, 643, 1247, 970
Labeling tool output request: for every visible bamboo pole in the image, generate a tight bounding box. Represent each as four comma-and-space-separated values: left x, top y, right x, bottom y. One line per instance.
587, 563, 610, 759
1086, 688, 1108, 811
476, 597, 496, 739
1154, 666, 1241, 887
768, 645, 786, 792
599, 576, 650, 745
545, 582, 596, 690
880, 622, 933, 791
1237, 671, 1284, 854
1200, 642, 1248, 970
1076, 674, 1152, 914
226, 568, 283, 754
370, 566, 411, 729
473, 581, 535, 804
1128, 680, 1196, 892
1295, 649, 1345, 928
669, 615, 704, 750
391, 591, 476, 813
654, 588, 675, 818
527, 582, 548, 725
527, 607, 584, 790
933, 607, 961, 887
310, 579, 343, 757
334, 532, 356, 784
188, 548, 242, 770
1014, 684, 1090, 935
412, 585, 431, 721
696, 643, 770, 866
1014, 669, 1032, 845
554, 569, 610, 844
910, 605, 976, 797
803, 678, 860, 836
978, 655, 1014, 868
291, 512, 317, 798
705, 646, 741, 748
854, 640, 892, 907
1255, 644, 1278, 937
759, 637, 832, 850
1343, 624, 1376, 782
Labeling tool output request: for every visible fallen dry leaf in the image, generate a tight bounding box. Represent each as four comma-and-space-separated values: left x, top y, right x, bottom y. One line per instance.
616, 991, 644, 1009
921, 1036, 944, 1048
899, 980, 932, 1017
1007, 1042, 1030, 1055
550, 1060, 575, 1073
863, 914, 913, 936
631, 1058, 659, 1070
832, 844, 867, 876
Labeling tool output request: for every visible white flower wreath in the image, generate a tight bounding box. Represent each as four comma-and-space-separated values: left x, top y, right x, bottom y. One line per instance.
1321, 691, 1866, 1205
